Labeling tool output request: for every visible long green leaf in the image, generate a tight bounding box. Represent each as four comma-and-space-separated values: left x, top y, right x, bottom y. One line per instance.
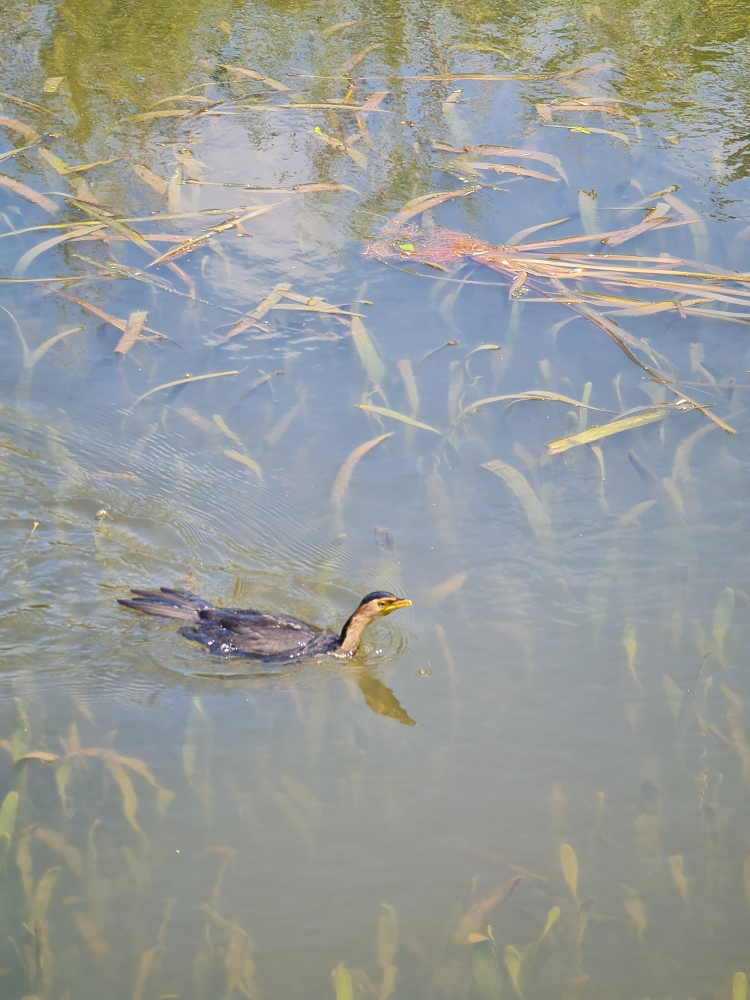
546, 408, 668, 454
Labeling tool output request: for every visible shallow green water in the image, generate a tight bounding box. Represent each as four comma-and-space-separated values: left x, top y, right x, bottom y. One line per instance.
1, 2, 750, 999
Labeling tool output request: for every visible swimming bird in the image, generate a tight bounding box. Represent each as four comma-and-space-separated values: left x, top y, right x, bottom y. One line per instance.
118, 588, 412, 661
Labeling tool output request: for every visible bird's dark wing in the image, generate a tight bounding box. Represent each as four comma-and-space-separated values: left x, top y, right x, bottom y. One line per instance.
180, 616, 333, 659
197, 607, 312, 632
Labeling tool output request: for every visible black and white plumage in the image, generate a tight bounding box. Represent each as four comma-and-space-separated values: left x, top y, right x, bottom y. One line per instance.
118, 588, 411, 662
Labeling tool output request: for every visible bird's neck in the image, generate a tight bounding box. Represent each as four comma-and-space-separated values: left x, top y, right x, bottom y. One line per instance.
337, 610, 371, 656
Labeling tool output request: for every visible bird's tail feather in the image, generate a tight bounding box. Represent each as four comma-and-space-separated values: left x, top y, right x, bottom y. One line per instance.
118, 588, 212, 622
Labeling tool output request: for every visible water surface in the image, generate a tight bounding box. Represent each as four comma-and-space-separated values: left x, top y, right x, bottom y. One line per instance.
1, 2, 749, 998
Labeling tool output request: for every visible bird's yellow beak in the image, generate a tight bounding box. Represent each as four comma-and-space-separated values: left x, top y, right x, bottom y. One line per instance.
380, 598, 412, 615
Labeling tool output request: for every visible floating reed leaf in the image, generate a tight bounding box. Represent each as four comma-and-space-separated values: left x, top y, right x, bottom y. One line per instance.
357, 403, 440, 434
457, 391, 610, 426
132, 371, 239, 407
546, 408, 668, 454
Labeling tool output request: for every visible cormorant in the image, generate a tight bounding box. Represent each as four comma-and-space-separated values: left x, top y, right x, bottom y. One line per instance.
118, 588, 411, 661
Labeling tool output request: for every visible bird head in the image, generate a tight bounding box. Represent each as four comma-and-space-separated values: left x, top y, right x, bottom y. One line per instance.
336, 591, 412, 655
358, 591, 413, 617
